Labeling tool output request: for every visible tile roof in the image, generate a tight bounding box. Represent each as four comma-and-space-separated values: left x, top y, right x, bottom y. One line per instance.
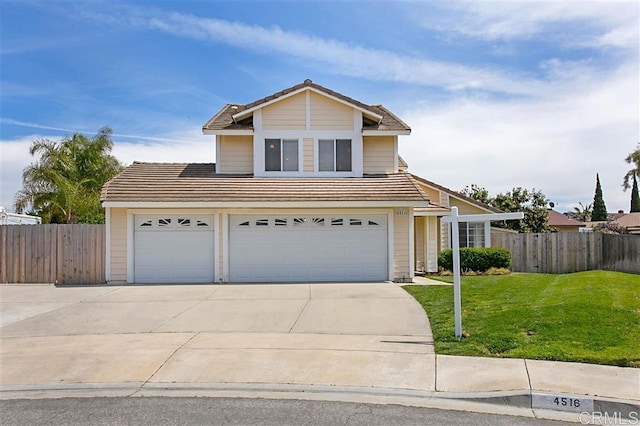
202, 80, 410, 133
101, 162, 430, 204
613, 212, 640, 229
547, 209, 586, 227
408, 174, 503, 213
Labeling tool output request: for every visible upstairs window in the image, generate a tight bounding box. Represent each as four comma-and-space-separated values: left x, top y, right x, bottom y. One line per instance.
319, 139, 351, 172
265, 139, 298, 172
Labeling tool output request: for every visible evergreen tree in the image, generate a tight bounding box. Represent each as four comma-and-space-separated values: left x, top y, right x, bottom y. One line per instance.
631, 175, 640, 213
591, 174, 608, 221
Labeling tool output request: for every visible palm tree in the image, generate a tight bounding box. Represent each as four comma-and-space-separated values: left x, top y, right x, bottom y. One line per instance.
623, 144, 640, 190
14, 126, 123, 224
573, 202, 592, 222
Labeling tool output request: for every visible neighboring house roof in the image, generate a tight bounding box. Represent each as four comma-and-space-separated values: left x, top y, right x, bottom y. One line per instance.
547, 209, 586, 227
607, 211, 626, 221
101, 162, 431, 204
202, 80, 411, 134
613, 212, 640, 233
407, 174, 502, 214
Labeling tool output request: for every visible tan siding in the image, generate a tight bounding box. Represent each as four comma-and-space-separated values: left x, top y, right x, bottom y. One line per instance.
393, 209, 410, 280
310, 92, 353, 130
415, 184, 439, 202
109, 208, 127, 282
262, 92, 306, 130
303, 138, 314, 172
218, 136, 253, 174
415, 217, 425, 272
363, 136, 395, 174
450, 199, 487, 215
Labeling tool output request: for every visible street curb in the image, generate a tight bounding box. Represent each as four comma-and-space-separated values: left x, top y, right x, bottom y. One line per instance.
2, 382, 638, 422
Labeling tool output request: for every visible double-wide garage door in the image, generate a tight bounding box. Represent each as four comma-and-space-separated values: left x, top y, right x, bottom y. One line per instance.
134, 215, 215, 283
229, 214, 388, 282
133, 213, 388, 283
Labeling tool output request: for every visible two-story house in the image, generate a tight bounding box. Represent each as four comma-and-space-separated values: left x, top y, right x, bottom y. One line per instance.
101, 80, 497, 284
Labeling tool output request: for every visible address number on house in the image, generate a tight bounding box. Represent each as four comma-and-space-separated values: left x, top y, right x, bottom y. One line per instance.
532, 393, 594, 413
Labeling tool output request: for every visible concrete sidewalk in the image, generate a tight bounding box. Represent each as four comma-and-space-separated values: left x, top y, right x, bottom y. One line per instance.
1, 283, 638, 422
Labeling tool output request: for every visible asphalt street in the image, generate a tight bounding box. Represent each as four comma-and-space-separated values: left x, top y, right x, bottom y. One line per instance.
0, 397, 573, 426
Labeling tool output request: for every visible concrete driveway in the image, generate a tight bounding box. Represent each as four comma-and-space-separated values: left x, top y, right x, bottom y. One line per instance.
0, 283, 435, 393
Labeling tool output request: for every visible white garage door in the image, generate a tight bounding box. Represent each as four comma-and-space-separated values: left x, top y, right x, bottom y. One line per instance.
134, 215, 215, 283
229, 214, 387, 282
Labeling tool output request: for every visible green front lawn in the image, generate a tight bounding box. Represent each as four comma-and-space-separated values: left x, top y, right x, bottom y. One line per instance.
404, 271, 640, 367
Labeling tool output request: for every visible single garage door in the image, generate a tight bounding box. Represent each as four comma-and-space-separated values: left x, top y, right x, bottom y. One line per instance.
229, 214, 387, 282
134, 215, 215, 283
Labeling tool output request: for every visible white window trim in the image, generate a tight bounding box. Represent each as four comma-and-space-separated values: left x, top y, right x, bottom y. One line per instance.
252, 109, 364, 177
313, 137, 357, 177
317, 138, 353, 173
264, 138, 302, 175
453, 221, 486, 248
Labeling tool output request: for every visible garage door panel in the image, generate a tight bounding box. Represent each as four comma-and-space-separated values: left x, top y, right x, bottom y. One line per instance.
230, 215, 387, 282
134, 215, 215, 284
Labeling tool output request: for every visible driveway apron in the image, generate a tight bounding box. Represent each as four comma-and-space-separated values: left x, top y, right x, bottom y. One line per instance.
0, 283, 435, 392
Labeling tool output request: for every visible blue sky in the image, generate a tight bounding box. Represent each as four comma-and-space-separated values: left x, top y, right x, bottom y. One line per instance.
1, 0, 638, 214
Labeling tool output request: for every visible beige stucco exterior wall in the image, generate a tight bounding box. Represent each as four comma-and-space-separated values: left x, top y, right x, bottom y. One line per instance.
393, 209, 410, 280
554, 225, 582, 233
363, 136, 395, 174
109, 207, 127, 282
217, 135, 253, 174
310, 92, 353, 130
303, 138, 314, 172
262, 92, 306, 130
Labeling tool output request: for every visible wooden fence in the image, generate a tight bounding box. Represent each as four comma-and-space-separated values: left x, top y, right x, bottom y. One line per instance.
0, 224, 105, 284
492, 232, 639, 274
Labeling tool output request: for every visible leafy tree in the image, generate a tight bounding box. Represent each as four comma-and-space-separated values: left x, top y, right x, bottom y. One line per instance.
631, 175, 640, 213
573, 202, 592, 222
593, 222, 629, 234
14, 126, 123, 224
460, 185, 551, 232
460, 184, 491, 204
491, 187, 551, 233
591, 173, 608, 221
622, 144, 640, 190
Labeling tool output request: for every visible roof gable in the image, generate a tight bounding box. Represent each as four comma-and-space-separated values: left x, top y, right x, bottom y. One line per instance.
233, 80, 383, 123
408, 174, 502, 214
202, 80, 411, 134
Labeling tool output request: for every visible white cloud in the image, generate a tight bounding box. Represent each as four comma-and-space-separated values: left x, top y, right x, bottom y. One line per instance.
0, 136, 37, 211
424, 1, 639, 49
111, 8, 547, 96
399, 61, 638, 214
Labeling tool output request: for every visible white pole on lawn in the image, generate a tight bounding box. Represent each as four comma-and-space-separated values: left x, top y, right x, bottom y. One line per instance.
450, 207, 463, 338
442, 209, 523, 339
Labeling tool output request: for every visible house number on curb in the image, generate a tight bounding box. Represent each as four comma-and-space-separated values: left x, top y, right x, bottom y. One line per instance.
532, 393, 594, 413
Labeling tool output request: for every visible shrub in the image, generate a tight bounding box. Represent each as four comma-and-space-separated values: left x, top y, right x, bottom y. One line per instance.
438, 247, 511, 272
